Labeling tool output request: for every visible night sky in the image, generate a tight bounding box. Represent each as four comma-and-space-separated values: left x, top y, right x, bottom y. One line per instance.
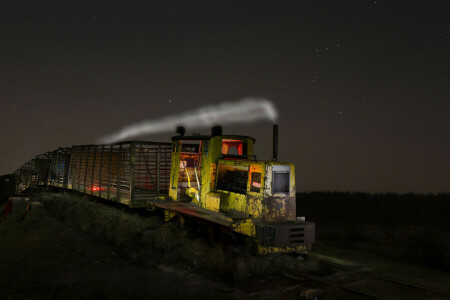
1, 1, 449, 193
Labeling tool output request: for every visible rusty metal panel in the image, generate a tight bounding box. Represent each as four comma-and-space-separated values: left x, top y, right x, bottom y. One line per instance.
257, 221, 315, 248
154, 201, 233, 227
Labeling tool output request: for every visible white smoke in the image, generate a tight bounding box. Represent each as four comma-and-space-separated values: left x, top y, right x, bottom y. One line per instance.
98, 98, 278, 144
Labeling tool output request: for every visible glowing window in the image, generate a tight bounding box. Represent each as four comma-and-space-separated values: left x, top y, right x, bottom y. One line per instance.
250, 172, 262, 193
178, 141, 202, 183
222, 139, 244, 156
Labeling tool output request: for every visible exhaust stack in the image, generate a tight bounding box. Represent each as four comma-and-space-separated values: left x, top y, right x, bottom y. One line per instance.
211, 125, 223, 136
272, 124, 278, 161
176, 126, 185, 136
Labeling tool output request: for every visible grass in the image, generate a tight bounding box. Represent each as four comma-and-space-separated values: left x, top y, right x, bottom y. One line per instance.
37, 191, 319, 280
2, 196, 240, 299
7, 190, 449, 277
40, 192, 159, 247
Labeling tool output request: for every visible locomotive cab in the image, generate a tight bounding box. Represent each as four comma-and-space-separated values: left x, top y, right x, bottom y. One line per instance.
158, 127, 314, 254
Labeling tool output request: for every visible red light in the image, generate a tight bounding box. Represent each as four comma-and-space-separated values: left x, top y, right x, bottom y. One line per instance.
222, 139, 244, 155
92, 186, 100, 191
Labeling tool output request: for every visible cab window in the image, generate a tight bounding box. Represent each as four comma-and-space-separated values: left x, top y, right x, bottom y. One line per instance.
216, 164, 248, 194
222, 139, 246, 156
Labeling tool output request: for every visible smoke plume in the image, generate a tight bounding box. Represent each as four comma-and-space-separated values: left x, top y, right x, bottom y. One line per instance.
98, 98, 278, 144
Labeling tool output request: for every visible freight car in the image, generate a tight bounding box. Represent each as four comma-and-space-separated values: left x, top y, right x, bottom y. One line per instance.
2, 125, 315, 254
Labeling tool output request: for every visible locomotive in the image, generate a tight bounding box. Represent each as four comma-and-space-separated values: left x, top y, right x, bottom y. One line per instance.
2, 125, 315, 254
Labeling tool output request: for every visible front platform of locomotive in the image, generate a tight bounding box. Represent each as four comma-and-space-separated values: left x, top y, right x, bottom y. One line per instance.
166, 125, 315, 254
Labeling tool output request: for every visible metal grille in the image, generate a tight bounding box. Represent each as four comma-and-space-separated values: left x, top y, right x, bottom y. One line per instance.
258, 223, 312, 247
49, 148, 71, 188
289, 227, 305, 245
14, 151, 53, 192
68, 141, 171, 207
273, 171, 289, 193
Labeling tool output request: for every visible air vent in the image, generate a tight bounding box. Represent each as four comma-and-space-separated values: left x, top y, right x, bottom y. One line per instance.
289, 226, 305, 245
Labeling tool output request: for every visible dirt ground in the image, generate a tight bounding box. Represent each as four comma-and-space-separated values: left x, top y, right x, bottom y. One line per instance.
0, 201, 297, 300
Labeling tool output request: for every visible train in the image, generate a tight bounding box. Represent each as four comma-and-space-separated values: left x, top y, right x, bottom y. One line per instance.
0, 125, 315, 255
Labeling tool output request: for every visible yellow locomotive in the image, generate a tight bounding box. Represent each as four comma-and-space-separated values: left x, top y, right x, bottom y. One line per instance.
148, 125, 315, 254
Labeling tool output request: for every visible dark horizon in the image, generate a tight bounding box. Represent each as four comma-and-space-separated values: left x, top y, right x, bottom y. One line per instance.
1, 1, 449, 194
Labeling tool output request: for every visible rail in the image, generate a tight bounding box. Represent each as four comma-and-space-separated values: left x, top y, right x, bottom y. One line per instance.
281, 257, 450, 300
319, 258, 450, 296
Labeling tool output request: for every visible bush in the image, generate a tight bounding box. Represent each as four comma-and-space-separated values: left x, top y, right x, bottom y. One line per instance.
39, 193, 159, 247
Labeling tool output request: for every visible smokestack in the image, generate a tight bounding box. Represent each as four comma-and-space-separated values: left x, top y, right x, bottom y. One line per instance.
211, 125, 223, 136
272, 124, 278, 161
176, 126, 185, 136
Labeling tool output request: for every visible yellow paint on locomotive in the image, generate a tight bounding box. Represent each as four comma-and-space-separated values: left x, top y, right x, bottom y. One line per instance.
153, 133, 314, 254
204, 192, 221, 212
257, 244, 310, 255
164, 210, 177, 222
230, 218, 256, 237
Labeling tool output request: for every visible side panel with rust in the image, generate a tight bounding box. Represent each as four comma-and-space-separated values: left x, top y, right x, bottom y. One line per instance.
261, 163, 296, 222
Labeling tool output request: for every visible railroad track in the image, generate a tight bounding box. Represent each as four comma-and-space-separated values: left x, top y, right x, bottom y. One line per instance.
281, 258, 450, 300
